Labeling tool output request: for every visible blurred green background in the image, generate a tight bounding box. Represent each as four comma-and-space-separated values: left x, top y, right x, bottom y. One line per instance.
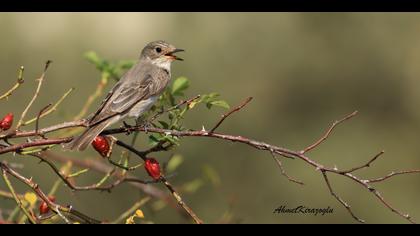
1, 13, 420, 224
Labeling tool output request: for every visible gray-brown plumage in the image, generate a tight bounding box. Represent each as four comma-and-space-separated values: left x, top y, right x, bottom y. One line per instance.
64, 40, 184, 151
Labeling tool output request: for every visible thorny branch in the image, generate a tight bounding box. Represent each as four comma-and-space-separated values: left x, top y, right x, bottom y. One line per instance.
0, 162, 101, 224
1, 63, 420, 224
114, 139, 203, 224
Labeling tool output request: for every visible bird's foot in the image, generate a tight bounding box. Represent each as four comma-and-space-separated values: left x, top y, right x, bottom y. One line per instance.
123, 121, 133, 135
141, 122, 154, 134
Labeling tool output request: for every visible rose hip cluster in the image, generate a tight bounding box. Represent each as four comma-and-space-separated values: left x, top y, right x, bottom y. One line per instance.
91, 136, 162, 180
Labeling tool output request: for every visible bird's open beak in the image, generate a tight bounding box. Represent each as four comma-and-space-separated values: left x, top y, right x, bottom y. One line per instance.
165, 48, 185, 61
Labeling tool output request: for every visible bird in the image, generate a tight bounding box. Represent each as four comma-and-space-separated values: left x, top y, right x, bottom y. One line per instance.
64, 40, 184, 151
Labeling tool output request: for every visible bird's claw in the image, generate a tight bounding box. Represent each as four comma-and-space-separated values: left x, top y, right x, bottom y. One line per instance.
123, 121, 133, 135
141, 122, 153, 134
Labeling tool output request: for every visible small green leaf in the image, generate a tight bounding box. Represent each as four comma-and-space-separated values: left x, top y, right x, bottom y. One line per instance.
183, 179, 205, 194
161, 135, 180, 146
158, 121, 170, 129
84, 51, 101, 65
148, 134, 161, 146
166, 154, 184, 173
202, 165, 221, 187
187, 100, 199, 109
151, 200, 167, 211
171, 77, 189, 96
210, 100, 230, 109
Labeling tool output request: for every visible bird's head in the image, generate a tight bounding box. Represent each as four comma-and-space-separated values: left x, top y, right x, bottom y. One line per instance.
140, 40, 184, 70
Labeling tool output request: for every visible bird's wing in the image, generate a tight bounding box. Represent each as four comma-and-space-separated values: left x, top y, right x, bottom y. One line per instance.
88, 63, 169, 126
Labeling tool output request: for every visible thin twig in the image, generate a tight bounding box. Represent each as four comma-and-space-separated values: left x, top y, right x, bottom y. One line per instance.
16, 61, 52, 129
39, 151, 168, 200
366, 170, 420, 183
115, 140, 147, 161
300, 111, 358, 154
30, 153, 157, 192
149, 95, 201, 123
269, 150, 304, 185
343, 172, 415, 224
22, 88, 74, 127
112, 197, 151, 224
161, 177, 204, 224
210, 97, 253, 133
114, 139, 203, 224
321, 171, 365, 223
339, 151, 385, 174
1, 167, 37, 224
0, 162, 101, 224
35, 104, 52, 139
0, 66, 24, 101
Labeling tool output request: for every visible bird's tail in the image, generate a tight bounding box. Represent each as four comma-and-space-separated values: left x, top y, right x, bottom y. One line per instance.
63, 118, 115, 151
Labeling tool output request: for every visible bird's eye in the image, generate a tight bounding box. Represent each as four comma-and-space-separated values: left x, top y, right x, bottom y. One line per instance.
155, 47, 162, 53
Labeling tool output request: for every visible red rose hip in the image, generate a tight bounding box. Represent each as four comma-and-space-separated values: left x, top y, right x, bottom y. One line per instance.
91, 136, 110, 157
144, 158, 162, 180
39, 196, 56, 215
0, 113, 13, 131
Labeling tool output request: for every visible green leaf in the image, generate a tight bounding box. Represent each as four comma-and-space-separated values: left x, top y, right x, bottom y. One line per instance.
183, 179, 205, 194
187, 100, 199, 109
202, 165, 221, 187
151, 200, 167, 211
209, 100, 230, 109
158, 121, 170, 129
84, 51, 101, 65
161, 135, 180, 146
148, 134, 161, 146
171, 77, 189, 96
166, 154, 184, 173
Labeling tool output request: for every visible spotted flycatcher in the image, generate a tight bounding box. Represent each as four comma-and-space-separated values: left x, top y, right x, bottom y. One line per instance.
64, 40, 184, 151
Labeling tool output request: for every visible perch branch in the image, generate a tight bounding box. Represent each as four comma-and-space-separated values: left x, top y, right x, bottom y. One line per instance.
1, 94, 420, 223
